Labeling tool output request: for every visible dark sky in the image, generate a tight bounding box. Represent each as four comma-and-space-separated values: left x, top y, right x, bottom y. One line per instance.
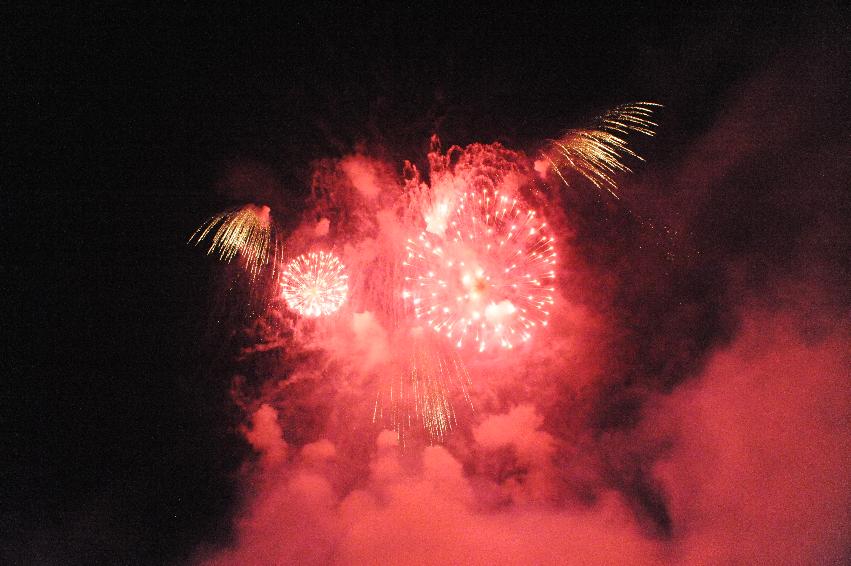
4, 4, 848, 564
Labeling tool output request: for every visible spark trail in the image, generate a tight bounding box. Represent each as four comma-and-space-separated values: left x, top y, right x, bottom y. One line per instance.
189, 204, 279, 279
543, 102, 661, 199
374, 330, 473, 446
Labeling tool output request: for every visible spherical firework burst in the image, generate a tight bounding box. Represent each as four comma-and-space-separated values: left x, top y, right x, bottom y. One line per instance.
403, 188, 556, 352
280, 251, 348, 317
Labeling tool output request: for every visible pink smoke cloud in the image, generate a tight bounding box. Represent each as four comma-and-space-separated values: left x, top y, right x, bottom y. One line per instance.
654, 309, 850, 565
341, 156, 383, 200
198, 300, 849, 565
242, 404, 287, 469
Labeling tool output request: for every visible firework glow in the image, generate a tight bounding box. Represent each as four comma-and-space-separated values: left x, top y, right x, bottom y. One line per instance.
279, 251, 349, 317
403, 188, 557, 352
188, 104, 656, 444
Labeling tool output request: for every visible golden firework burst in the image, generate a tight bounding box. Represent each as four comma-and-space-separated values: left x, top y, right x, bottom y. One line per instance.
544, 102, 661, 199
189, 204, 279, 279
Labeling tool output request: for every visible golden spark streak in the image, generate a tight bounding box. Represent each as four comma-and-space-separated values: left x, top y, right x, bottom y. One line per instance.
374, 333, 473, 447
189, 205, 277, 279
544, 102, 661, 199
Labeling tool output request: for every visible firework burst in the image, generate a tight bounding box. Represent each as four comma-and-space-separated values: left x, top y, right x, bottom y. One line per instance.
543, 102, 661, 199
280, 251, 349, 317
190, 204, 280, 279
403, 188, 557, 352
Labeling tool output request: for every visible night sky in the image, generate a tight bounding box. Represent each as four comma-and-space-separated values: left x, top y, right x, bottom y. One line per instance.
5, 4, 849, 565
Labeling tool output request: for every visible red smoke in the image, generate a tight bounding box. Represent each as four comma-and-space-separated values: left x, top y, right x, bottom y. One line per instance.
198, 305, 849, 565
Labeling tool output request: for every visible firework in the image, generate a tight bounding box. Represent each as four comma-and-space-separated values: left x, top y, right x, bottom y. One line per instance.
190, 204, 279, 279
374, 330, 473, 446
403, 188, 556, 352
280, 251, 349, 317
543, 102, 661, 199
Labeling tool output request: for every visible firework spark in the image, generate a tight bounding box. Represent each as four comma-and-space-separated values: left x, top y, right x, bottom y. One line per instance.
403, 188, 557, 352
189, 204, 279, 279
374, 330, 473, 446
280, 251, 349, 317
543, 102, 661, 199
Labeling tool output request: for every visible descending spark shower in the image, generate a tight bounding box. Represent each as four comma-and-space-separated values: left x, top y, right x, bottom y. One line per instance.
191, 102, 659, 444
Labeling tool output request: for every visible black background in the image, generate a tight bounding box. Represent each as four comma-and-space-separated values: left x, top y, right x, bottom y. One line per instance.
4, 3, 848, 564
